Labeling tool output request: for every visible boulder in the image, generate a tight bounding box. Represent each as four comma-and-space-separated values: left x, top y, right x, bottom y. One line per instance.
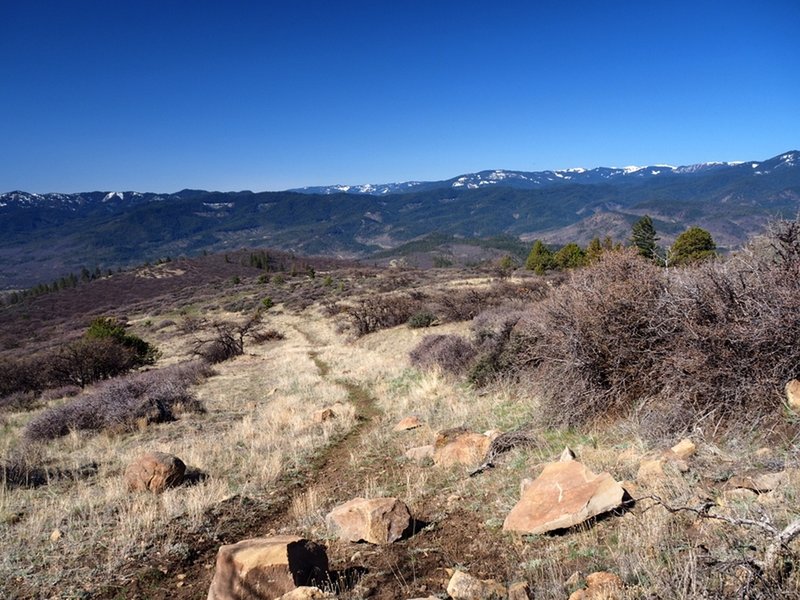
394, 416, 423, 431
433, 429, 491, 467
325, 497, 411, 544
125, 451, 185, 493
503, 460, 625, 534
206, 536, 328, 600
446, 570, 507, 599
405, 445, 435, 464
786, 379, 800, 411
568, 571, 623, 600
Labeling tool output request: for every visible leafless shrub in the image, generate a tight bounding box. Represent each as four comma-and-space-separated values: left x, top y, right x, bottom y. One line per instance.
341, 294, 425, 337
502, 228, 800, 434
250, 329, 285, 344
409, 334, 477, 375
192, 312, 264, 363
468, 303, 529, 385
178, 315, 207, 334
23, 361, 209, 442
0, 390, 39, 413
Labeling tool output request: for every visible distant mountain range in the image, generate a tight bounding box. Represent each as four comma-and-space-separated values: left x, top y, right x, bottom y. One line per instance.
1, 150, 798, 290
291, 152, 799, 195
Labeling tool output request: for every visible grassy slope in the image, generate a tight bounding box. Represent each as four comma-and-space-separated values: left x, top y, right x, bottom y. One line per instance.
1, 265, 799, 599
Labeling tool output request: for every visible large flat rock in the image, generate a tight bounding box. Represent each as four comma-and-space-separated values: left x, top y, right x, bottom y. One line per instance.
503, 460, 625, 534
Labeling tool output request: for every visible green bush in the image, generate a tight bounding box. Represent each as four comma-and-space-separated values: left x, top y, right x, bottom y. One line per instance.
407, 311, 437, 329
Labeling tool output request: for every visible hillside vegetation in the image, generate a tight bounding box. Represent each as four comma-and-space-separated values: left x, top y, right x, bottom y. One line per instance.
1, 220, 800, 599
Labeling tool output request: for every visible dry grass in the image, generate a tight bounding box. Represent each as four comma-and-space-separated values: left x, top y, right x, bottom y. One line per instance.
2, 269, 800, 599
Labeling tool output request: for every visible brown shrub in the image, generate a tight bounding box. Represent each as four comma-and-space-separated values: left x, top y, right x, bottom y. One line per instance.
341, 294, 425, 337
409, 334, 477, 375
503, 230, 800, 435
23, 361, 209, 441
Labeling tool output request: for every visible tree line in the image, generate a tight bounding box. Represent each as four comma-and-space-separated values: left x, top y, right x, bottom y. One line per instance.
524, 217, 717, 274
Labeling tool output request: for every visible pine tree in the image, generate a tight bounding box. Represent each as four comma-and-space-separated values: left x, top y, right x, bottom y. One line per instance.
585, 237, 604, 263
631, 215, 659, 261
525, 240, 554, 275
670, 227, 716, 266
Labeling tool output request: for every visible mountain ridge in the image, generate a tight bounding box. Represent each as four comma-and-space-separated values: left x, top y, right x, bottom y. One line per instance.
1, 150, 798, 290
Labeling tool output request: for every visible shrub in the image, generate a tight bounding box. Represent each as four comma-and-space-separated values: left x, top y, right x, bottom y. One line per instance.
49, 337, 142, 388
85, 317, 159, 366
409, 334, 477, 375
407, 311, 437, 329
342, 294, 424, 337
468, 303, 528, 385
509, 250, 669, 426
502, 229, 800, 435
23, 361, 209, 441
192, 312, 264, 363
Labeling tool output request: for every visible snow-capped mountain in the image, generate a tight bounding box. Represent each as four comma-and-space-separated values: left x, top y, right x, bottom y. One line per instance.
290, 151, 799, 195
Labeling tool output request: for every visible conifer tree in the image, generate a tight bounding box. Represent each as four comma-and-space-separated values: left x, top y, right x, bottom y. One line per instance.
525, 240, 554, 275
631, 215, 659, 261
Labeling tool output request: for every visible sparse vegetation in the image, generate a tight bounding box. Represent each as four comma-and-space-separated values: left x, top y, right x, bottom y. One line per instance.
2, 224, 800, 599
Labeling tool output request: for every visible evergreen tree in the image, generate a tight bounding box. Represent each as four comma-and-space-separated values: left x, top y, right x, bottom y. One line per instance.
585, 237, 604, 263
670, 227, 716, 266
553, 243, 587, 270
525, 240, 554, 275
631, 215, 659, 261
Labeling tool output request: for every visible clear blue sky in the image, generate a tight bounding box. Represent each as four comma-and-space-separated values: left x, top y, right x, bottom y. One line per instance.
1, 0, 798, 193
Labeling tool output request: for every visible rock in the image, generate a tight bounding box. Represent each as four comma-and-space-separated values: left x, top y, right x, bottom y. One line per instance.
207, 536, 328, 600
394, 416, 423, 431
433, 429, 492, 467
446, 570, 507, 599
276, 587, 325, 600
508, 580, 532, 600
50, 529, 63, 542
727, 471, 786, 493
503, 460, 625, 534
125, 451, 185, 493
560, 446, 577, 462
786, 379, 800, 411
568, 571, 624, 600
325, 497, 411, 544
670, 439, 696, 460
405, 445, 434, 464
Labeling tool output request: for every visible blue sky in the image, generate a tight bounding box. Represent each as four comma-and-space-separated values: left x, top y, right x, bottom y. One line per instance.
1, 0, 798, 193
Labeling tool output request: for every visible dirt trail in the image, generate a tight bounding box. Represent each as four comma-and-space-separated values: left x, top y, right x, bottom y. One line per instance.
101, 321, 385, 599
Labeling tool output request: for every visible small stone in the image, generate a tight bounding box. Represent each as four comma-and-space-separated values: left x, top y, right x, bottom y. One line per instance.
446, 570, 507, 599
176, 573, 186, 580
405, 445, 435, 464
670, 439, 697, 460
786, 379, 800, 411
49, 529, 63, 542
433, 429, 492, 467
568, 571, 623, 600
560, 446, 577, 462
394, 416, 423, 431
125, 452, 185, 493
